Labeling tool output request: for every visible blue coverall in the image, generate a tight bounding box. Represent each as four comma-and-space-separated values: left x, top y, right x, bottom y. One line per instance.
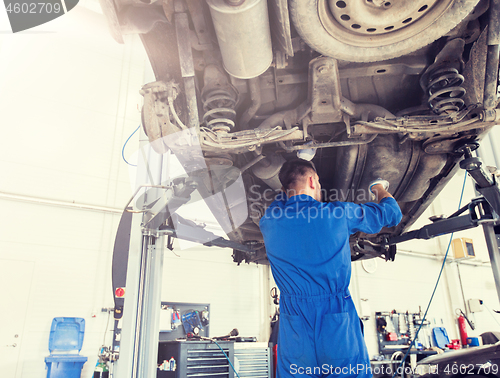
260, 193, 402, 378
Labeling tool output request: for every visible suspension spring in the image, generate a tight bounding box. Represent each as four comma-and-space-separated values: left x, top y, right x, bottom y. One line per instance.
426, 67, 466, 115
202, 88, 238, 133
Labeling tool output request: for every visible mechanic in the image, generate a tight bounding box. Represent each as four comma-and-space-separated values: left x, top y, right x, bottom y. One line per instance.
259, 159, 402, 378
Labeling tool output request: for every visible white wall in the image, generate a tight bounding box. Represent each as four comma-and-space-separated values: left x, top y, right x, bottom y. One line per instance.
0, 6, 269, 378
161, 241, 271, 340
0, 6, 146, 378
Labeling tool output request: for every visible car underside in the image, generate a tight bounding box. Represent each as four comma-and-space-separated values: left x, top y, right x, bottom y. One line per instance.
99, 0, 500, 264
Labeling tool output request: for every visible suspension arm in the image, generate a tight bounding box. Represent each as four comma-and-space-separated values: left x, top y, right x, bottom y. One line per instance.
386, 198, 497, 246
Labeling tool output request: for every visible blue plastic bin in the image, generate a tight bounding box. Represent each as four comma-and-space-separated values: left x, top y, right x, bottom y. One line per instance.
45, 317, 87, 378
467, 337, 480, 346
45, 355, 88, 378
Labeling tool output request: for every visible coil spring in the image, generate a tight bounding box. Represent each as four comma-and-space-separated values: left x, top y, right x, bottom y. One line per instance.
426, 67, 466, 115
202, 88, 237, 132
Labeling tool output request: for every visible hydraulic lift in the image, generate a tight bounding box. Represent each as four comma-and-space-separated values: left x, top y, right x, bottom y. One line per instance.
107, 3, 500, 377
108, 92, 500, 377
384, 142, 500, 306
109, 139, 258, 377
110, 92, 261, 378
109, 136, 500, 378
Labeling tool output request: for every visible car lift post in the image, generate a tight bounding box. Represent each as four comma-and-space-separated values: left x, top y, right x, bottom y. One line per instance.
112, 5, 260, 375
483, 222, 500, 303
387, 143, 500, 303
113, 132, 167, 378
451, 144, 500, 303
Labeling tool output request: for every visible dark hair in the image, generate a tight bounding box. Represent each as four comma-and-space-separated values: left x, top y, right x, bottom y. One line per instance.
278, 159, 317, 190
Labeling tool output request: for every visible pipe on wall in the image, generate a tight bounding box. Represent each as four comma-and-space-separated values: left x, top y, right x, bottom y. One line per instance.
0, 191, 123, 214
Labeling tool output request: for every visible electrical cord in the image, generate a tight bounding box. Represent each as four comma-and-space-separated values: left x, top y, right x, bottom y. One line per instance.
122, 125, 140, 166
102, 310, 112, 347
212, 339, 241, 378
484, 303, 500, 327
193, 333, 241, 378
390, 172, 468, 378
390, 351, 406, 377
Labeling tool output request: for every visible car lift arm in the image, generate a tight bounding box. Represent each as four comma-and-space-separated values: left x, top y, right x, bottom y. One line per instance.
385, 143, 500, 303
157, 213, 256, 254
387, 197, 495, 245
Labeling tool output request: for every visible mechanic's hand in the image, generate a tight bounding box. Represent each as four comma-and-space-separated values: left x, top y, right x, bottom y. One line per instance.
368, 179, 392, 202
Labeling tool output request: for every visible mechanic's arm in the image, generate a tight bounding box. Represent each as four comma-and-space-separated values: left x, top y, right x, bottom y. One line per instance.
344, 180, 402, 234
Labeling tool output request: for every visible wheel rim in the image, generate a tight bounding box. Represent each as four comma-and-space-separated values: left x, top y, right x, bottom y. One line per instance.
319, 0, 455, 47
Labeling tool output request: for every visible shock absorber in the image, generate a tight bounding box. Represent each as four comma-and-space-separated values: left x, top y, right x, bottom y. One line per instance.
201, 65, 238, 133
202, 88, 238, 132
426, 67, 466, 115
419, 39, 467, 115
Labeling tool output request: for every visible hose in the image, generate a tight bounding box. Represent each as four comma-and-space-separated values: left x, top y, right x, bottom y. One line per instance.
390, 173, 468, 378
122, 125, 141, 167
202, 127, 299, 149
168, 97, 187, 130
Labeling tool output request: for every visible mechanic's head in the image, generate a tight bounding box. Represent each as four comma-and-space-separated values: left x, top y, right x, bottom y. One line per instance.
279, 159, 321, 201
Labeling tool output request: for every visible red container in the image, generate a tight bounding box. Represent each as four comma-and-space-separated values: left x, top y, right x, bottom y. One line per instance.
446, 339, 461, 350
386, 332, 398, 341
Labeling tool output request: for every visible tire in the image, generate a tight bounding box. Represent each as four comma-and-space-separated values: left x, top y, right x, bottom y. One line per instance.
289, 0, 480, 62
